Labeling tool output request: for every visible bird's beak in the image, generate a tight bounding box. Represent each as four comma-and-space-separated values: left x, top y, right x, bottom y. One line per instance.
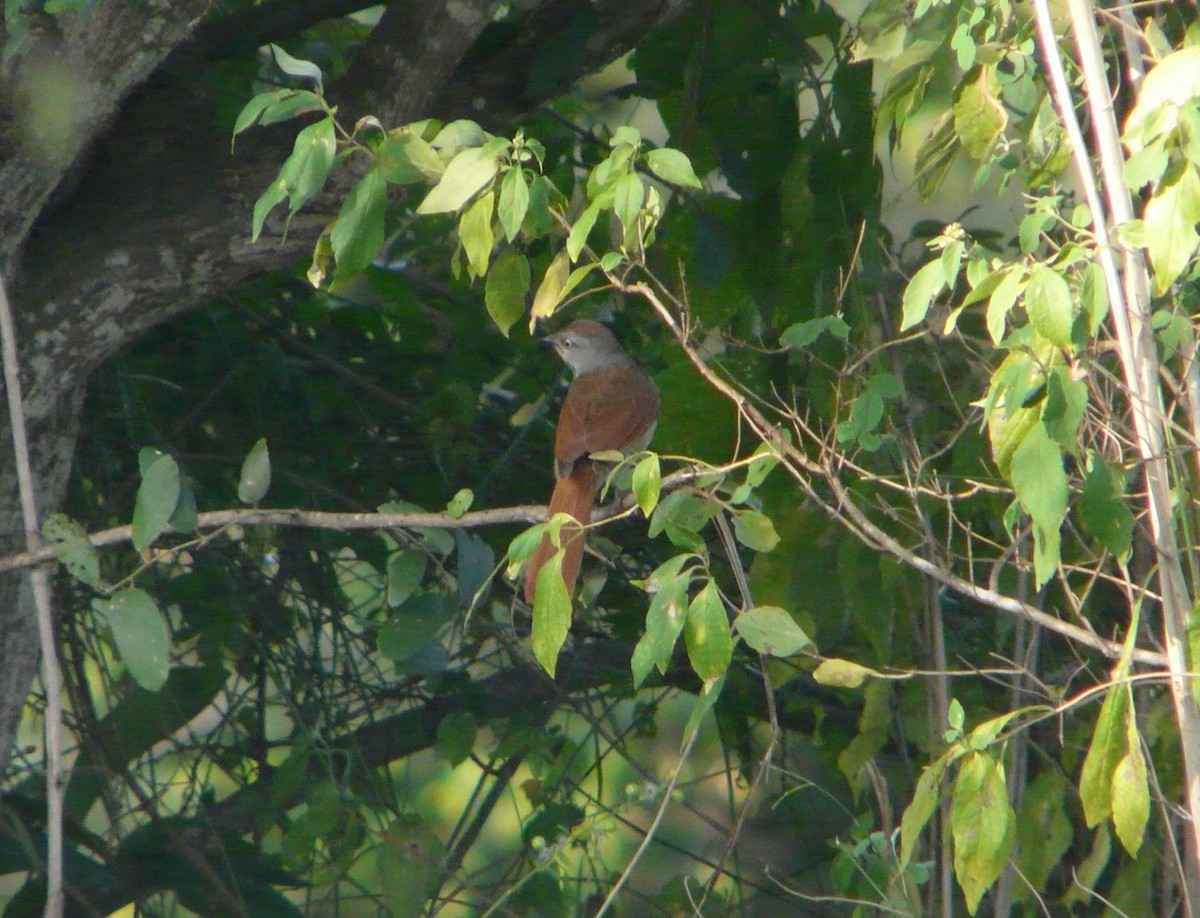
537, 333, 557, 350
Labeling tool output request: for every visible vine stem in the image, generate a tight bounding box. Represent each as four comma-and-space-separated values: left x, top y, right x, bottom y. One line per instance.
0, 269, 64, 918
1031, 0, 1200, 902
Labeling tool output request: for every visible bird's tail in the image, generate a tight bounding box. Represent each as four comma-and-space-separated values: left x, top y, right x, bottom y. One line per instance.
524, 462, 598, 604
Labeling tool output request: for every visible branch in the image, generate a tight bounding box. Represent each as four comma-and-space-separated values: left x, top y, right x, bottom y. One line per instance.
615, 277, 1168, 669
0, 467, 704, 575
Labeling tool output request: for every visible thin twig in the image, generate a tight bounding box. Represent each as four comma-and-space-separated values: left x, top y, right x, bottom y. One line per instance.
0, 267, 64, 917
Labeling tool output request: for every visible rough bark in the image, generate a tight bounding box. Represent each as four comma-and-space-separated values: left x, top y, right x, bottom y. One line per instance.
0, 0, 679, 777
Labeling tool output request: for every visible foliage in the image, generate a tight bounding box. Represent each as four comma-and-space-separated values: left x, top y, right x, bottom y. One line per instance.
7, 1, 1200, 916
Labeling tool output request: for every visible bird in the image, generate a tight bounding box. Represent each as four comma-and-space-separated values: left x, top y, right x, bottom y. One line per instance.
524, 319, 660, 604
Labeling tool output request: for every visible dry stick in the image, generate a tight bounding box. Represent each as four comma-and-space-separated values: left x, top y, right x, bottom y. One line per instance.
1033, 0, 1200, 903
616, 277, 1167, 669
0, 270, 64, 918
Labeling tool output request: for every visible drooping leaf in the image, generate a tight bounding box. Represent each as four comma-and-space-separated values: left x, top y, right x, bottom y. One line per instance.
498, 167, 530, 242
270, 44, 324, 90
1008, 421, 1067, 585
485, 248, 531, 336
278, 117, 336, 215
684, 580, 732, 686
1112, 700, 1149, 856
458, 189, 495, 277
1143, 163, 1200, 294
1079, 456, 1133, 559
1024, 264, 1074, 347
631, 453, 661, 517
1079, 685, 1129, 828
238, 438, 271, 505
132, 454, 181, 552
900, 259, 946, 331
951, 751, 1015, 914
531, 552, 571, 677
330, 167, 387, 277
94, 588, 171, 692
1015, 769, 1073, 898
529, 249, 571, 327
386, 550, 427, 608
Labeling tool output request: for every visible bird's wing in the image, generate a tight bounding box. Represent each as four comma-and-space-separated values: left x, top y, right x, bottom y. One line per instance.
554, 365, 660, 476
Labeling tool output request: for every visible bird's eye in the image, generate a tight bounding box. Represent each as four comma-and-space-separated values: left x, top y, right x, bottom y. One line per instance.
562, 338, 573, 348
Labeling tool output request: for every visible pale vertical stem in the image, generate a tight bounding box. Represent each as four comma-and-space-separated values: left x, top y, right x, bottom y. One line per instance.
0, 270, 64, 918
1031, 0, 1200, 904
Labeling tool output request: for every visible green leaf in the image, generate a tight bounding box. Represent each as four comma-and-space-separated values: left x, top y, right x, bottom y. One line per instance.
330, 167, 387, 277
613, 171, 645, 240
42, 513, 100, 587
899, 747, 961, 872
232, 89, 323, 142
1015, 770, 1073, 898
485, 248, 530, 336
566, 198, 604, 262
94, 587, 171, 692
780, 315, 849, 348
1080, 685, 1128, 827
377, 816, 445, 918
377, 131, 444, 184
446, 488, 473, 518
279, 117, 336, 215
377, 592, 452, 661
530, 249, 571, 325
1042, 365, 1087, 449
684, 580, 732, 686
498, 167, 530, 242
1112, 701, 1149, 856
436, 711, 477, 767
1009, 422, 1066, 586
386, 550, 427, 607
812, 657, 877, 688
251, 178, 289, 242
631, 454, 661, 517
951, 751, 1015, 914
458, 189, 495, 277
416, 146, 500, 215
953, 65, 1006, 160
238, 438, 271, 504
900, 259, 946, 331
1144, 163, 1200, 294
732, 510, 779, 552
132, 454, 181, 551
644, 147, 702, 189
986, 268, 1026, 345
1024, 264, 1074, 347
642, 573, 692, 676
531, 551, 572, 677
1079, 457, 1133, 559
270, 44, 324, 90
733, 606, 812, 657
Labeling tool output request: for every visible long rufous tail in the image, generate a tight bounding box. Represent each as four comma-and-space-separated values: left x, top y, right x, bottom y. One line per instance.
524, 462, 598, 603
